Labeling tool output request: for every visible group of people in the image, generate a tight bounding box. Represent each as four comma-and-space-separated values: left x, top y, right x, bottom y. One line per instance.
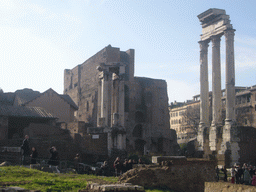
216, 163, 256, 185
21, 135, 59, 166
113, 157, 143, 176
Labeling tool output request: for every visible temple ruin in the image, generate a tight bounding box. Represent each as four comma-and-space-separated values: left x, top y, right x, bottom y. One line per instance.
196, 8, 236, 165
64, 45, 179, 158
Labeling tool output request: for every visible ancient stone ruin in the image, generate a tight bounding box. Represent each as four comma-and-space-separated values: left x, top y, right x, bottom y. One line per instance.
196, 9, 256, 167
119, 156, 215, 192
64, 45, 179, 158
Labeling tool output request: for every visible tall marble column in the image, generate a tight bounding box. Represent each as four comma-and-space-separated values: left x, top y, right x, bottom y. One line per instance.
100, 71, 109, 126
209, 35, 221, 151
219, 29, 239, 166
225, 29, 235, 123
197, 40, 209, 151
211, 35, 222, 126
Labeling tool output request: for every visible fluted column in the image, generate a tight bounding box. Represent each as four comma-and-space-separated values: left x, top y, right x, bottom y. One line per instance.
199, 40, 210, 126
197, 40, 209, 151
225, 29, 235, 123
209, 35, 221, 151
211, 35, 222, 126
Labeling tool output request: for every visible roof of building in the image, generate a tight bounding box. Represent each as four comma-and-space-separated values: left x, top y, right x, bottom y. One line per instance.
0, 105, 56, 118
15, 88, 41, 106
16, 88, 78, 110
59, 94, 78, 110
0, 93, 16, 105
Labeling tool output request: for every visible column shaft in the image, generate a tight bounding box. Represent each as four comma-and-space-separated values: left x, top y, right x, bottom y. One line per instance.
197, 40, 209, 151
225, 29, 235, 122
199, 40, 209, 126
211, 35, 222, 126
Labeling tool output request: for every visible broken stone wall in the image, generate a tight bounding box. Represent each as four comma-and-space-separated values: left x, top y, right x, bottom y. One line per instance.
119, 158, 215, 192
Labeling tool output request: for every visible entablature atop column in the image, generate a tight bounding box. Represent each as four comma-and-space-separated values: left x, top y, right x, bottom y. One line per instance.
198, 8, 233, 41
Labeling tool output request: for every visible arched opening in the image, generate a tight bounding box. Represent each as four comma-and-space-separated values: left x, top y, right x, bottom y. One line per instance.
135, 139, 146, 155
132, 124, 143, 138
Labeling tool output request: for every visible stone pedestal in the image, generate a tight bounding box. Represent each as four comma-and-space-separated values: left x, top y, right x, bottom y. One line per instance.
197, 123, 207, 151
219, 122, 239, 166
209, 125, 218, 151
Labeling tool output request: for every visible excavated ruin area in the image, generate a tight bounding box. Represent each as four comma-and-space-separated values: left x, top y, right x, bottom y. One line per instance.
119, 158, 216, 192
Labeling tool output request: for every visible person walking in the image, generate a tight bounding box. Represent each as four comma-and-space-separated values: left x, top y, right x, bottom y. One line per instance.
48, 146, 60, 173
30, 147, 38, 164
21, 135, 30, 165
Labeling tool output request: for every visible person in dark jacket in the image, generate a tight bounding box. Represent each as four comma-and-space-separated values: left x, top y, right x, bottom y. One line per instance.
48, 146, 59, 166
114, 157, 122, 176
221, 165, 227, 182
30, 147, 38, 164
21, 135, 30, 165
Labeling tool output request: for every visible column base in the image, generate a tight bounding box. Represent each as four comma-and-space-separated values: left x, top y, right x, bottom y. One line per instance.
197, 123, 208, 151
209, 124, 219, 151
218, 122, 240, 167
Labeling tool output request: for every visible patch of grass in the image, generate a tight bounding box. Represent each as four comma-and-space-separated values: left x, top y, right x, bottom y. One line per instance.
0, 166, 175, 192
0, 166, 117, 192
145, 186, 177, 192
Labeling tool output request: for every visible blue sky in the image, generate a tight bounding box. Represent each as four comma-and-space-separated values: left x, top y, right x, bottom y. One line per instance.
1, 0, 256, 103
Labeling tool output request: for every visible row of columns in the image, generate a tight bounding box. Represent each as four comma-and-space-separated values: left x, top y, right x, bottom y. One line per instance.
198, 29, 235, 151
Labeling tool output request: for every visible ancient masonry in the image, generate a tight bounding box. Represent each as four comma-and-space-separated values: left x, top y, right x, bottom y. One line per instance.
64, 45, 178, 157
196, 9, 238, 166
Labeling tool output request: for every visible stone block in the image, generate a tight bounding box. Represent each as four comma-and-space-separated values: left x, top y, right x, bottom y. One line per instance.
152, 156, 186, 164
30, 164, 40, 170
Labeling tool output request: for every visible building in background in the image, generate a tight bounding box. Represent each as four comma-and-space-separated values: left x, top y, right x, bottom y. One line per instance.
170, 85, 256, 144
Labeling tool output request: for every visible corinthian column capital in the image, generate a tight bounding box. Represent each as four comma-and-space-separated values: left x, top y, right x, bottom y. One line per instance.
211, 35, 221, 48
199, 40, 209, 53
224, 29, 235, 40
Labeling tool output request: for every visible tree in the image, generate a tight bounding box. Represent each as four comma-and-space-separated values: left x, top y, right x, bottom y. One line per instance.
181, 104, 200, 140
236, 107, 254, 127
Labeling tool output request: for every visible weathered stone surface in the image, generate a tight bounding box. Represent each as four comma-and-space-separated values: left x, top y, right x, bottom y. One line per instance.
152, 156, 186, 164
64, 45, 179, 156
205, 182, 256, 192
119, 159, 215, 192
84, 183, 145, 192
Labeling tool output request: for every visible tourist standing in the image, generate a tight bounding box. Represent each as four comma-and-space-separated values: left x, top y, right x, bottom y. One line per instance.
222, 165, 227, 182
30, 147, 38, 164
21, 135, 30, 165
215, 166, 219, 182
114, 157, 122, 176
74, 153, 81, 171
122, 159, 128, 173
48, 146, 59, 166
243, 167, 251, 185
127, 159, 133, 171
231, 165, 235, 183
